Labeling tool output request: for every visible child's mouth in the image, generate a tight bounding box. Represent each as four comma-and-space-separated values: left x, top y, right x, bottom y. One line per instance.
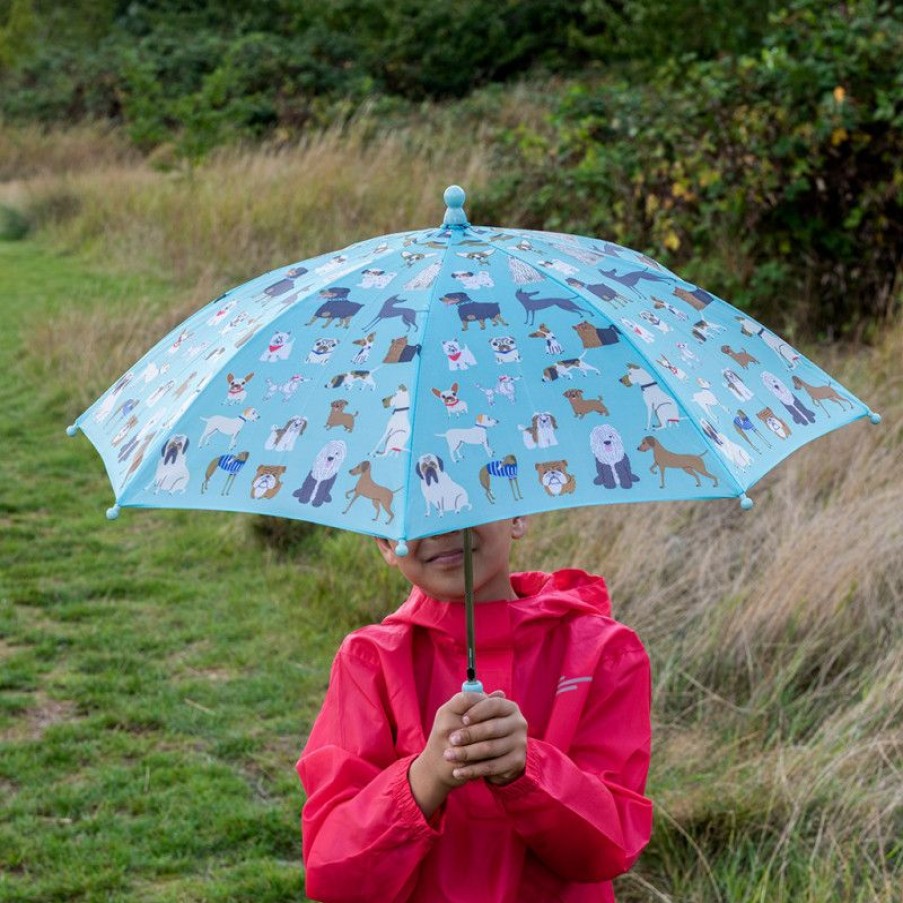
426, 547, 466, 565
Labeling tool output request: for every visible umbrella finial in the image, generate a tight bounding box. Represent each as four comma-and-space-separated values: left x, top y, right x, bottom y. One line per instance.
443, 185, 469, 227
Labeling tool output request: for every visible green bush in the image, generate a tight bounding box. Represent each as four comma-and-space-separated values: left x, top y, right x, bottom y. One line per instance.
479, 0, 903, 336
0, 204, 29, 240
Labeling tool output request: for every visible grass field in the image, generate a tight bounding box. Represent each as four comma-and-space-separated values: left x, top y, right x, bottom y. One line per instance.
1, 133, 901, 901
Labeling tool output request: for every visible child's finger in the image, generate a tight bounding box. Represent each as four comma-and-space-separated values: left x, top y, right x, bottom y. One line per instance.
461, 694, 517, 726
452, 749, 525, 782
444, 691, 487, 717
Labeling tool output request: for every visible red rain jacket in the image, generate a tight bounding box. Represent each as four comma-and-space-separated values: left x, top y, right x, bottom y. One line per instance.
297, 569, 652, 902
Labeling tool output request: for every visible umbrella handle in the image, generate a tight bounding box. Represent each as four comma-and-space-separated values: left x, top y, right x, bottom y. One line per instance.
463, 526, 482, 693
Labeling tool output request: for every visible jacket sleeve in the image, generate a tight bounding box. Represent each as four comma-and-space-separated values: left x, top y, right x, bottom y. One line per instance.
297, 641, 439, 903
490, 641, 653, 882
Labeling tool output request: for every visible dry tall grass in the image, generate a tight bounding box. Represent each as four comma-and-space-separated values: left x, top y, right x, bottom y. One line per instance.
2, 114, 492, 295
517, 329, 902, 899
5, 121, 901, 900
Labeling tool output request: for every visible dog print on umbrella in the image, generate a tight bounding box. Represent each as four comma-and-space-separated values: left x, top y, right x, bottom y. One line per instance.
737, 317, 800, 369
306, 288, 364, 329
305, 337, 340, 366
199, 408, 259, 450
590, 425, 640, 490
432, 383, 468, 417
250, 464, 287, 500
437, 414, 498, 462
791, 376, 854, 416
343, 461, 398, 524
362, 295, 420, 333
565, 277, 629, 309
515, 288, 592, 326
265, 415, 307, 452
761, 372, 816, 426
260, 331, 294, 362
757, 407, 792, 440
535, 460, 577, 496
149, 435, 190, 494
619, 365, 680, 430
732, 410, 772, 452
293, 440, 347, 507
562, 389, 609, 419
202, 451, 250, 495
476, 374, 520, 406
372, 385, 412, 457
416, 454, 472, 516
636, 436, 718, 489
440, 292, 508, 331
479, 455, 522, 504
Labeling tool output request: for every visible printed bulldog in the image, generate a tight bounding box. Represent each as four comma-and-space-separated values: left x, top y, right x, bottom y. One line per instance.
250, 464, 287, 500
534, 460, 577, 497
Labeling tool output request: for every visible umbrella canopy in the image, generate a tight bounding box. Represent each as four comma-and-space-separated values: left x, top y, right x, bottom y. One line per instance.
69, 185, 879, 687
69, 185, 878, 536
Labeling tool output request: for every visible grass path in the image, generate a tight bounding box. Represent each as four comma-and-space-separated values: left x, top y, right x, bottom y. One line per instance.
0, 242, 404, 901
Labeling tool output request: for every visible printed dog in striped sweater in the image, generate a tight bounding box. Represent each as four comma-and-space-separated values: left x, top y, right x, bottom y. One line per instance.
479, 455, 522, 503
202, 451, 250, 495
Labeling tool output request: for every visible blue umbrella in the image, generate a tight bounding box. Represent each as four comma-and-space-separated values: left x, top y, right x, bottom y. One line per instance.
68, 185, 880, 690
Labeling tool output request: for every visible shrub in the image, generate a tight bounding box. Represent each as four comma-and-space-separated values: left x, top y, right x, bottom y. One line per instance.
480, 0, 903, 337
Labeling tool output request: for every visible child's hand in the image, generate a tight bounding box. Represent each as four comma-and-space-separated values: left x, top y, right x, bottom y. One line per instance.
409, 691, 486, 817
444, 690, 528, 787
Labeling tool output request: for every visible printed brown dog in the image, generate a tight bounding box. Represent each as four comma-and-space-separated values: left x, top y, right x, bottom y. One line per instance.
250, 464, 287, 499
563, 388, 609, 419
535, 460, 577, 497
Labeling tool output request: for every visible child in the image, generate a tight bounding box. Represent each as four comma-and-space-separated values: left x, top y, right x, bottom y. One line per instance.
297, 517, 652, 902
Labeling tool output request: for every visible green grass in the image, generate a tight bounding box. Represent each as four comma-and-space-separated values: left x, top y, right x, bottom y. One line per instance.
0, 242, 412, 901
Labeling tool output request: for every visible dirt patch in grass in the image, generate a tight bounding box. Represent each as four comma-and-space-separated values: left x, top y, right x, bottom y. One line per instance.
1, 692, 79, 742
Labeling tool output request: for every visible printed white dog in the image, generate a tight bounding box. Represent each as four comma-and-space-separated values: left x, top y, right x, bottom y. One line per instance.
415, 453, 472, 517
436, 414, 498, 462
692, 378, 730, 420
736, 317, 800, 369
619, 364, 680, 430
358, 269, 397, 289
199, 407, 259, 450
489, 336, 521, 365
305, 337, 339, 366
149, 434, 190, 494
260, 331, 294, 362
265, 415, 308, 452
518, 412, 559, 449
264, 374, 308, 402
442, 339, 477, 371
372, 385, 411, 457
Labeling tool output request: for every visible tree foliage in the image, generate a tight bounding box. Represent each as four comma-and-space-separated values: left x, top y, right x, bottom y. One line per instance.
479, 0, 903, 336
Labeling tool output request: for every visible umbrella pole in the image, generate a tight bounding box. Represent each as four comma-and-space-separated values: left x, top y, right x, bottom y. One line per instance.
461, 527, 484, 694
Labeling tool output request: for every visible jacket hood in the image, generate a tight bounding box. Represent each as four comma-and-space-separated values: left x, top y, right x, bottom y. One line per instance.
382, 569, 611, 647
